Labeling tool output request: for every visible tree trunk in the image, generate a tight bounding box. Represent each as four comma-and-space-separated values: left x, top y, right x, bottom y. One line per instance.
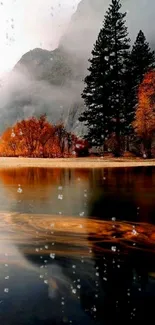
146, 140, 152, 159
102, 143, 105, 156
115, 118, 121, 157
143, 138, 152, 159
126, 135, 130, 152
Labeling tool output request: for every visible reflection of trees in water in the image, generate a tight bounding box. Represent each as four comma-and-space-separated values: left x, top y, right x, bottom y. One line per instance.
0, 168, 91, 215
0, 167, 61, 186
1, 166, 155, 221
1, 166, 155, 323
89, 167, 155, 223
0, 168, 91, 189
8, 212, 155, 325
16, 237, 155, 324
81, 184, 155, 325
79, 240, 155, 324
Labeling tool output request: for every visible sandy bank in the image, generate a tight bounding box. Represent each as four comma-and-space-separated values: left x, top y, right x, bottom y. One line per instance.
0, 157, 155, 168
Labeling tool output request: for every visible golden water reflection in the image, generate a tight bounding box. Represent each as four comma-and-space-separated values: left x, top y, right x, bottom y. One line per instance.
1, 212, 155, 258
0, 167, 155, 223
0, 211, 155, 325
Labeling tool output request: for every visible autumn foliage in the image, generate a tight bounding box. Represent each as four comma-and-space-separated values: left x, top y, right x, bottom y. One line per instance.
133, 71, 155, 157
0, 115, 80, 158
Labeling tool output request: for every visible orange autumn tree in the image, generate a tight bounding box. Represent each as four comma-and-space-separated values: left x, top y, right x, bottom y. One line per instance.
0, 115, 77, 158
133, 71, 155, 158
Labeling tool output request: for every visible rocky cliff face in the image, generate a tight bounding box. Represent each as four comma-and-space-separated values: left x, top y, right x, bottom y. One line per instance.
1, 0, 155, 134
15, 0, 108, 82
9, 0, 109, 135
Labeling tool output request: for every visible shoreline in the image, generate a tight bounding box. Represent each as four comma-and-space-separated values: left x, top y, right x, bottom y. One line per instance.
0, 157, 155, 168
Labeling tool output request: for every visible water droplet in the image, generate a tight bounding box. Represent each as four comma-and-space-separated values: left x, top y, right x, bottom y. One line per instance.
72, 289, 76, 294
44, 280, 48, 284
58, 194, 63, 200
111, 246, 117, 252
11, 131, 15, 138
17, 187, 23, 193
132, 229, 138, 236
5, 276, 9, 280
50, 253, 55, 259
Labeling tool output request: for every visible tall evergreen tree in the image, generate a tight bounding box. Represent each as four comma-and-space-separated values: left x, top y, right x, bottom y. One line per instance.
125, 30, 155, 150
79, 27, 110, 148
79, 0, 130, 156
131, 30, 155, 88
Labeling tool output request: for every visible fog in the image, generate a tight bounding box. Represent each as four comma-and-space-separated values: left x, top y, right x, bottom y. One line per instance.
0, 0, 155, 134
0, 70, 84, 131
0, 0, 80, 74
61, 0, 155, 57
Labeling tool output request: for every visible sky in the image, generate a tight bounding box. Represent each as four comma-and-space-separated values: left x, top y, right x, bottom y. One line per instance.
0, 0, 80, 75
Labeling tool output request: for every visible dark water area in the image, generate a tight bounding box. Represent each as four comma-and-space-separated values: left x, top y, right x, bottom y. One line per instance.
0, 167, 155, 325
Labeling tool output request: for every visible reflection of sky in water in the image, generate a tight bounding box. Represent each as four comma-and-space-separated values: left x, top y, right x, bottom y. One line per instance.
0, 220, 98, 325
0, 167, 155, 324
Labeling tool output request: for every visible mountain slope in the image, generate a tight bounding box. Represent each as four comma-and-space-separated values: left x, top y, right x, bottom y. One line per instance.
0, 0, 155, 134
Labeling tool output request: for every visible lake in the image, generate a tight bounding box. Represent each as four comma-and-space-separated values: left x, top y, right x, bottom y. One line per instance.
0, 167, 155, 325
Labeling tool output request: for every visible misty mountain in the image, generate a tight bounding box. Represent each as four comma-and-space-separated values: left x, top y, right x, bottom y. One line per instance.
0, 0, 155, 134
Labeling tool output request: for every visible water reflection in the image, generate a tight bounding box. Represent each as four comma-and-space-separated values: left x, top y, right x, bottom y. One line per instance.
0, 168, 91, 216
0, 212, 154, 324
0, 167, 155, 324
0, 167, 155, 222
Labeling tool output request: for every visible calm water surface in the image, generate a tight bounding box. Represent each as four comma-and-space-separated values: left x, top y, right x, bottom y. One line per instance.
0, 167, 155, 325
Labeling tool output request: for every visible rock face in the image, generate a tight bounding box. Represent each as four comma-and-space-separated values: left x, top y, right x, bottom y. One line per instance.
0, 0, 155, 134
0, 0, 109, 135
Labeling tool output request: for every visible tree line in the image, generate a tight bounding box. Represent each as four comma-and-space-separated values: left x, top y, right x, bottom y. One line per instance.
0, 115, 78, 158
79, 0, 155, 158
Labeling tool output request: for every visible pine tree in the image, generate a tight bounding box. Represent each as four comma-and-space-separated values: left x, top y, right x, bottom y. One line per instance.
125, 30, 155, 150
79, 28, 110, 148
131, 30, 155, 88
79, 0, 130, 156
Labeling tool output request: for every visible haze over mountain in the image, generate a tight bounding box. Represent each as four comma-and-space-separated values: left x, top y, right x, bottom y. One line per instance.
0, 0, 155, 134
